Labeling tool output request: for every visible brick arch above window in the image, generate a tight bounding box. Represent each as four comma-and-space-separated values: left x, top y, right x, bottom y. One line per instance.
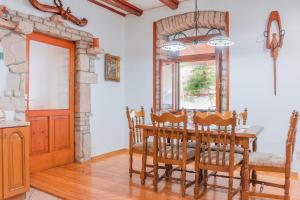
153, 11, 230, 112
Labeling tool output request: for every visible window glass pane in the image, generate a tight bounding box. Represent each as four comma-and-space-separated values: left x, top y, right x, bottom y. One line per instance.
179, 61, 216, 110
29, 40, 69, 110
161, 63, 173, 110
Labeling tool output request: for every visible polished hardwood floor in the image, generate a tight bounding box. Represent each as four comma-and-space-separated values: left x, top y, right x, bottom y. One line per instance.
31, 151, 300, 200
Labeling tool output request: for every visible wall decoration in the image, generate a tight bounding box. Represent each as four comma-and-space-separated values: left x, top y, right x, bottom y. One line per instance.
265, 11, 285, 96
29, 0, 88, 26
105, 54, 120, 82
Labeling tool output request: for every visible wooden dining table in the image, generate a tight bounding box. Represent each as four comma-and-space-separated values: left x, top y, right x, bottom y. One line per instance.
136, 124, 264, 200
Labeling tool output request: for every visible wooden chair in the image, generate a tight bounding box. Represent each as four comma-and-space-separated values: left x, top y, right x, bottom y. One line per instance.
193, 111, 243, 200
126, 106, 153, 178
249, 111, 299, 200
151, 110, 195, 196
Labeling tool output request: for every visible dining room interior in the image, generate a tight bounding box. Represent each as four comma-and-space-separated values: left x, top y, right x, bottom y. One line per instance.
0, 0, 299, 200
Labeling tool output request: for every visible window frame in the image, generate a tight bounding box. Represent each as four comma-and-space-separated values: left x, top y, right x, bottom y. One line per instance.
159, 52, 223, 112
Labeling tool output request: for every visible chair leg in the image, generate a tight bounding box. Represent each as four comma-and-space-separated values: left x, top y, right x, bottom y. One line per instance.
181, 166, 186, 197
153, 162, 158, 192
284, 174, 290, 200
129, 151, 133, 178
194, 169, 200, 197
251, 170, 257, 188
228, 173, 233, 200
203, 170, 208, 187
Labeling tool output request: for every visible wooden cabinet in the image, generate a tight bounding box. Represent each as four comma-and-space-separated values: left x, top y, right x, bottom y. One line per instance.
0, 126, 29, 200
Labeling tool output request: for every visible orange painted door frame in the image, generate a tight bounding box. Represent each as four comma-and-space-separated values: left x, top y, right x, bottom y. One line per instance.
26, 32, 75, 173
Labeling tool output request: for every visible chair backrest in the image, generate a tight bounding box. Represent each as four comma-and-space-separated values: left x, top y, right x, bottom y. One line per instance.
151, 109, 188, 161
216, 108, 247, 125
286, 111, 299, 165
126, 106, 145, 145
193, 111, 237, 167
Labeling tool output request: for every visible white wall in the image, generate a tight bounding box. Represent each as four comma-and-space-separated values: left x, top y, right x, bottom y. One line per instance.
124, 0, 300, 172
2, 0, 127, 156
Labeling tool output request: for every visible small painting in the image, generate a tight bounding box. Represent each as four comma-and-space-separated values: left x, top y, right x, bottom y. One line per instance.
105, 54, 120, 82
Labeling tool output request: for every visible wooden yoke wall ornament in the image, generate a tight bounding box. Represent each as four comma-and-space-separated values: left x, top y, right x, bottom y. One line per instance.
265, 11, 285, 96
29, 0, 88, 26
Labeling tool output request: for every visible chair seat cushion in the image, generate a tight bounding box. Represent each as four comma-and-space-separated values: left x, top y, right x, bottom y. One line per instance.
249, 152, 285, 168
201, 151, 243, 166
211, 144, 245, 154
132, 142, 153, 153
164, 146, 195, 160
187, 141, 196, 148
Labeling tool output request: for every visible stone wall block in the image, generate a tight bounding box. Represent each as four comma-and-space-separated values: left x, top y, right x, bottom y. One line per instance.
0, 28, 10, 40
17, 12, 29, 19
49, 27, 60, 35
82, 133, 91, 159
13, 97, 26, 112
76, 49, 87, 54
0, 96, 14, 110
66, 28, 79, 35
76, 54, 90, 71
75, 131, 83, 161
71, 34, 81, 41
6, 72, 21, 92
29, 15, 43, 23
75, 84, 91, 113
19, 74, 26, 95
15, 21, 34, 35
60, 31, 72, 40
56, 24, 66, 31
34, 22, 50, 33
77, 71, 98, 84
43, 20, 56, 27
9, 62, 27, 73
2, 34, 26, 65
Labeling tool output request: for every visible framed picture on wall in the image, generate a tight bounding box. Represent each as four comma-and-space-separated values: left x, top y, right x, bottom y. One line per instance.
105, 54, 120, 82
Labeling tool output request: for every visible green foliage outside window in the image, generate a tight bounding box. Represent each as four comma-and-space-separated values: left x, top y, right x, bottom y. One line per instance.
183, 66, 215, 96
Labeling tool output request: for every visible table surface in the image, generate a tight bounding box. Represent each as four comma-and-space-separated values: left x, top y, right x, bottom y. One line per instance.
137, 124, 264, 138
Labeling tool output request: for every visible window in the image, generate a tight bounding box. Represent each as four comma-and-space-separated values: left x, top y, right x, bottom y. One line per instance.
179, 60, 217, 110
160, 45, 222, 111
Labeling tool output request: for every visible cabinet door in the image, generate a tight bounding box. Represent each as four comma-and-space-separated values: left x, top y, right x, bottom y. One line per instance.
3, 127, 29, 199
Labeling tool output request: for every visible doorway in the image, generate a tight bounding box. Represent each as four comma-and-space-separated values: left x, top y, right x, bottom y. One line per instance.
26, 32, 75, 173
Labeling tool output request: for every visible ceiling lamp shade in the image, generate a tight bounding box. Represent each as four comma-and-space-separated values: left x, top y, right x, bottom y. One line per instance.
162, 40, 186, 51
207, 35, 235, 47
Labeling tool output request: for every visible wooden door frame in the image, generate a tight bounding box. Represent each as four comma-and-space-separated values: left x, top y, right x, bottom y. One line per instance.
26, 32, 75, 167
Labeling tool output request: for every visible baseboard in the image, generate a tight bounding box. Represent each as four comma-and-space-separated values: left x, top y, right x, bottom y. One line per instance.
91, 148, 128, 161
291, 172, 299, 180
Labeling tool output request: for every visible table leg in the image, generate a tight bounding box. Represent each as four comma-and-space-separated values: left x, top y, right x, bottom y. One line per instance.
251, 138, 257, 188
140, 133, 148, 185
241, 145, 250, 200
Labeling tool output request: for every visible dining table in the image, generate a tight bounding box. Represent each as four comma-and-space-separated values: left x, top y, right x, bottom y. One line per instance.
136, 123, 264, 200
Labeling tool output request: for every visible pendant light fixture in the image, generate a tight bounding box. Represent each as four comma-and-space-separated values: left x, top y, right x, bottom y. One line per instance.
161, 0, 234, 52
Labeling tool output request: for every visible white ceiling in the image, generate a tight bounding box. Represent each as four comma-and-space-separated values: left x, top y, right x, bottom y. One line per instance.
127, 0, 164, 11
93, 0, 188, 15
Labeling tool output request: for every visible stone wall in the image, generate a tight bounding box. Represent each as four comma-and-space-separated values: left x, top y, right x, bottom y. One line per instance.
0, 7, 100, 162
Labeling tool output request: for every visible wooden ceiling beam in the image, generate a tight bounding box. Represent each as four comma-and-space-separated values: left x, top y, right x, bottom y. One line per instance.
159, 0, 179, 10
88, 0, 126, 17
100, 0, 143, 16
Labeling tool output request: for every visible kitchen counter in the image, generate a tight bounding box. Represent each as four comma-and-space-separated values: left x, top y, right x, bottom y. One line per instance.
0, 121, 30, 128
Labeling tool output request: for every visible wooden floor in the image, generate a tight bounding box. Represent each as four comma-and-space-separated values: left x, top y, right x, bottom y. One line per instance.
31, 151, 300, 200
